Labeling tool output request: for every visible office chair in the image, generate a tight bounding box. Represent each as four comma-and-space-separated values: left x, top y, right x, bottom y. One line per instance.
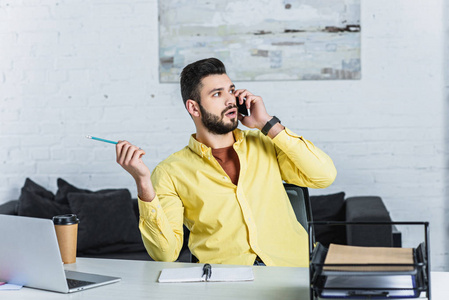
283, 183, 313, 231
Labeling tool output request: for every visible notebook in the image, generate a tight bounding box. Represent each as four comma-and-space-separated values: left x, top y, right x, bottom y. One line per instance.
0, 214, 121, 293
158, 266, 254, 283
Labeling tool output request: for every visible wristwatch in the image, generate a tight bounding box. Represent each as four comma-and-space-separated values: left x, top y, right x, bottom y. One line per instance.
261, 116, 281, 136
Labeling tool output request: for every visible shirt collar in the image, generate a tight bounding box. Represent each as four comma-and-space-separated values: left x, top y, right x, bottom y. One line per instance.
188, 128, 245, 157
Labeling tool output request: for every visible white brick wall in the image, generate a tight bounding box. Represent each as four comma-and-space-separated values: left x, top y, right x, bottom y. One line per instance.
1, 0, 448, 270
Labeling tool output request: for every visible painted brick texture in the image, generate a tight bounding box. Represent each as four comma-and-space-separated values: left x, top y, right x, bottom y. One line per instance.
1, 0, 448, 270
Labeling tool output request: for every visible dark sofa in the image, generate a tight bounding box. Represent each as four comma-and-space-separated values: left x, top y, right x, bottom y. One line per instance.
0, 178, 400, 263
309, 192, 402, 248
0, 178, 155, 261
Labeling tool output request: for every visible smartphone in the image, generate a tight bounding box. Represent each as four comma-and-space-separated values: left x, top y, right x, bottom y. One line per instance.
236, 97, 249, 116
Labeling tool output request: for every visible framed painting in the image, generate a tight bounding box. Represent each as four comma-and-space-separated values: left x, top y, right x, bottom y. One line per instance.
159, 0, 360, 82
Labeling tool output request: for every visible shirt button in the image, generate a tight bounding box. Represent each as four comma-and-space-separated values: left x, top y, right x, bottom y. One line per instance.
223, 176, 227, 180
151, 209, 156, 213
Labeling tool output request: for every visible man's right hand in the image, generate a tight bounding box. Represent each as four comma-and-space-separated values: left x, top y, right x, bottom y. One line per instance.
116, 141, 155, 202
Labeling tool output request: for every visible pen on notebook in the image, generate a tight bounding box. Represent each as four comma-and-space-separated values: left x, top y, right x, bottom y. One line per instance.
86, 135, 118, 145
202, 264, 212, 281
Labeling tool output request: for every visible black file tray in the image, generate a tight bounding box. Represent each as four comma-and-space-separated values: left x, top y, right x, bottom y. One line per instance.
308, 221, 430, 300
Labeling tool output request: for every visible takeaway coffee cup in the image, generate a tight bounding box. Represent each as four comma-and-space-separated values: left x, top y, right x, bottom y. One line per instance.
52, 214, 79, 264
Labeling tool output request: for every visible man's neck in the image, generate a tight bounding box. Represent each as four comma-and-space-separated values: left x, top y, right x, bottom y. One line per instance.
195, 129, 235, 149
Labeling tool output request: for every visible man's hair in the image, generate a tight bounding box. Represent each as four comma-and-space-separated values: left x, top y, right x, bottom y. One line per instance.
180, 58, 227, 106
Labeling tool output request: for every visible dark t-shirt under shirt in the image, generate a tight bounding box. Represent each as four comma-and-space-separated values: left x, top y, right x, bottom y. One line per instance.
211, 145, 240, 185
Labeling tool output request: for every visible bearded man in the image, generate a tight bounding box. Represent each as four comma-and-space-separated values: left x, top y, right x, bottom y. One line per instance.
116, 58, 337, 267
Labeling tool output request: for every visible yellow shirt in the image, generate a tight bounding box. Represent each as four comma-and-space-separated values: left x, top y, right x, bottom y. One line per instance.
138, 128, 336, 267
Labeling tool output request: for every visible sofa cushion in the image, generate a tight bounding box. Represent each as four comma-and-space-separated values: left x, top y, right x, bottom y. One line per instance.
23, 177, 55, 200
67, 189, 143, 252
310, 192, 347, 247
17, 178, 71, 219
55, 178, 90, 204
0, 200, 19, 215
55, 178, 120, 204
345, 196, 393, 247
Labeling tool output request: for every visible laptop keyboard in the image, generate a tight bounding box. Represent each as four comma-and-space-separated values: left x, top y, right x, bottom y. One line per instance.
67, 278, 95, 289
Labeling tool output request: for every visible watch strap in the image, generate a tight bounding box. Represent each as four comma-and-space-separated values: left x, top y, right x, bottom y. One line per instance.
261, 116, 281, 136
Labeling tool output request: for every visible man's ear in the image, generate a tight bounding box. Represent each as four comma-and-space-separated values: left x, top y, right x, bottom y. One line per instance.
186, 99, 201, 117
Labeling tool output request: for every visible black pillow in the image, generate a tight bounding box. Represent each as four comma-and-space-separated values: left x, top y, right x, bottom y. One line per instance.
310, 192, 346, 247
17, 178, 71, 219
55, 178, 121, 204
67, 189, 142, 252
23, 178, 55, 200
55, 178, 92, 205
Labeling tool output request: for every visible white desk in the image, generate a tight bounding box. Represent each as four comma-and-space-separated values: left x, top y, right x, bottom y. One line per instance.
2, 258, 448, 299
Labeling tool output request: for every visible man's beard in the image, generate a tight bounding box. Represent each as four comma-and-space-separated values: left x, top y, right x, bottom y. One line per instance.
198, 103, 239, 135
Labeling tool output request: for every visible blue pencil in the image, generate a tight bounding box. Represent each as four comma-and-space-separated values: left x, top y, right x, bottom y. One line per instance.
86, 135, 118, 145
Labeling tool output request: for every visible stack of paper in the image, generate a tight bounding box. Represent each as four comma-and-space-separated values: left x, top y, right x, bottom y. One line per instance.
0, 282, 23, 290
322, 275, 416, 298
323, 243, 414, 273
319, 244, 418, 298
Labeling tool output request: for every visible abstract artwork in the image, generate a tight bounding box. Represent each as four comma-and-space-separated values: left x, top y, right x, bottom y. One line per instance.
159, 0, 360, 82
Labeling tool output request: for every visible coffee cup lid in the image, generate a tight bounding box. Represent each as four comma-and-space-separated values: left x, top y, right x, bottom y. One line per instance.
52, 214, 79, 225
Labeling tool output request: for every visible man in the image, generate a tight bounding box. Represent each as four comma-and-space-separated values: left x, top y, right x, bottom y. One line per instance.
116, 58, 336, 267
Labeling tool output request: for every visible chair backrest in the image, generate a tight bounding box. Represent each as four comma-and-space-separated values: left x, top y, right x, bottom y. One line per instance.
283, 183, 313, 231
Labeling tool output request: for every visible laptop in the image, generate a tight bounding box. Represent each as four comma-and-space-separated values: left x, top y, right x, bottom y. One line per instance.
0, 214, 121, 293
